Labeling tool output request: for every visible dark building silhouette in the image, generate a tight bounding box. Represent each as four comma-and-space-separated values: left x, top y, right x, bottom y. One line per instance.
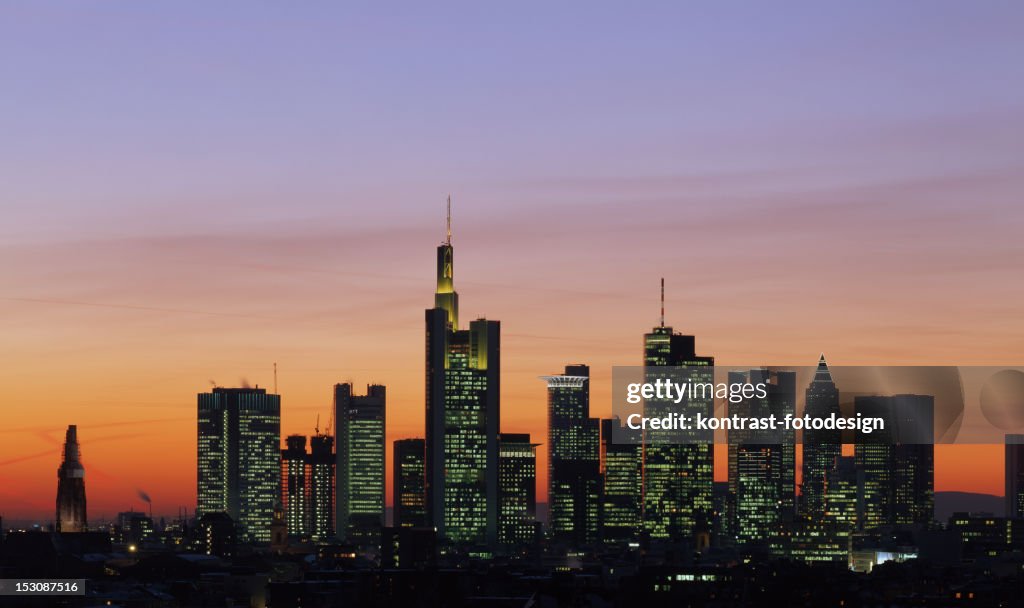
600, 417, 642, 542
823, 456, 858, 530
196, 512, 237, 557
335, 383, 385, 545
542, 365, 600, 545
801, 355, 841, 522
497, 433, 538, 547
642, 281, 715, 542
393, 438, 426, 528
197, 387, 281, 543
56, 424, 87, 533
1006, 434, 1024, 518
381, 526, 438, 569
425, 200, 500, 546
854, 395, 934, 529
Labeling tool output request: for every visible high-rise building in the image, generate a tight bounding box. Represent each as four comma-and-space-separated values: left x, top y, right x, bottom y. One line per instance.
394, 439, 426, 528
642, 282, 715, 542
282, 435, 309, 537
801, 355, 841, 522
1006, 434, 1024, 519
542, 365, 600, 545
728, 369, 796, 544
854, 395, 934, 529
823, 456, 858, 530
600, 418, 642, 542
197, 387, 281, 543
308, 434, 335, 540
335, 383, 386, 545
281, 433, 335, 541
498, 433, 538, 547
425, 201, 500, 546
56, 425, 87, 533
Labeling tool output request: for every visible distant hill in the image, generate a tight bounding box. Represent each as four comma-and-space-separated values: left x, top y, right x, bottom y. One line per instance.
935, 491, 1003, 521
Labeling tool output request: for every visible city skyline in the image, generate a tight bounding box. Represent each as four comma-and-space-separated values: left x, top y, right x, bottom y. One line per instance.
3, 1, 1024, 523
3, 211, 1019, 525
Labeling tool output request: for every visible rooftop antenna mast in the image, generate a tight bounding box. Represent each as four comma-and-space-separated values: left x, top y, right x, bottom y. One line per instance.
315, 413, 320, 437
446, 194, 452, 245
273, 362, 278, 394
660, 277, 665, 327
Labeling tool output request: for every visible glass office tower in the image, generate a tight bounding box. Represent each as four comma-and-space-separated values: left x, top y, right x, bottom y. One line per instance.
498, 433, 538, 547
543, 365, 600, 545
642, 296, 715, 543
425, 203, 500, 546
394, 438, 427, 528
197, 387, 281, 543
335, 383, 386, 545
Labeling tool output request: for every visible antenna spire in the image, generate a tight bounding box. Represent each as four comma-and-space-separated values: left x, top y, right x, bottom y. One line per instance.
660, 277, 665, 327
446, 195, 452, 245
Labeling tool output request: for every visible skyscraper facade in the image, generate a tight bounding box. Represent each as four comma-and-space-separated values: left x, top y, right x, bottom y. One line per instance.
425, 205, 500, 546
308, 434, 335, 540
282, 435, 308, 537
728, 369, 796, 544
823, 456, 858, 530
335, 383, 386, 545
854, 395, 934, 529
600, 417, 642, 542
543, 365, 600, 545
643, 321, 714, 542
56, 424, 87, 533
393, 438, 426, 528
498, 433, 538, 547
197, 387, 281, 543
801, 355, 841, 522
1006, 434, 1024, 519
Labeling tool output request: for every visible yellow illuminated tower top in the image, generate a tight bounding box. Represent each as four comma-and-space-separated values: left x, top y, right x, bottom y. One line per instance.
434, 195, 459, 329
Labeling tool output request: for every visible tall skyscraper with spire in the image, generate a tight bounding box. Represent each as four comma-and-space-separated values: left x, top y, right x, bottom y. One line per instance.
801, 355, 841, 522
56, 424, 87, 533
425, 198, 501, 546
642, 279, 714, 542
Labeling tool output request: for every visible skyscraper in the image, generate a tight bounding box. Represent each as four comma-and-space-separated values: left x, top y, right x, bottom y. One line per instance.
335, 383, 386, 545
854, 395, 934, 529
56, 424, 87, 533
498, 433, 538, 547
394, 438, 426, 528
728, 369, 797, 544
823, 456, 858, 530
425, 200, 500, 546
642, 281, 714, 542
542, 365, 600, 545
308, 434, 335, 540
1004, 434, 1024, 519
282, 435, 309, 537
801, 355, 841, 522
600, 417, 642, 543
197, 387, 281, 543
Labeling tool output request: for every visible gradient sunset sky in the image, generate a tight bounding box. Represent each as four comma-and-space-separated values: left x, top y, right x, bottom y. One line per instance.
2, 2, 1023, 523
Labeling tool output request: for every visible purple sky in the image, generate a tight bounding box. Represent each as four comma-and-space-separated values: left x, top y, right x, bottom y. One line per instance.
1, 2, 1023, 517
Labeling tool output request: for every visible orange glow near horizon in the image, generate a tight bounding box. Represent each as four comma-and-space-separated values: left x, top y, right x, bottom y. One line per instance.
1, 213, 1020, 523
